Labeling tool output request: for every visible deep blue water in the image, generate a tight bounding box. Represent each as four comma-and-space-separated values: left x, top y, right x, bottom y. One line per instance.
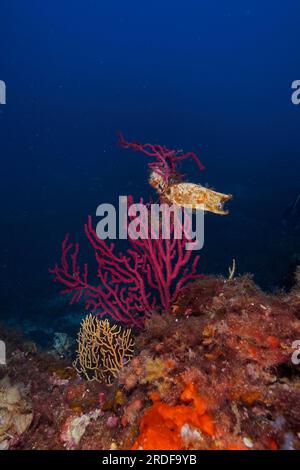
1, 1, 300, 337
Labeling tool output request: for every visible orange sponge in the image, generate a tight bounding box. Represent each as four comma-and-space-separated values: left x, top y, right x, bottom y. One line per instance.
132, 382, 214, 450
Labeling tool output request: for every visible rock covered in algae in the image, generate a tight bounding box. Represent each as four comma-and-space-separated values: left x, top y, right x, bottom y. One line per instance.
0, 376, 33, 449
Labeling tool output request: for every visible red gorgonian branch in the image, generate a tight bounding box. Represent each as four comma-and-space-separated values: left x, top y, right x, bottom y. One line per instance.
50, 137, 204, 329
118, 132, 205, 187
50, 200, 202, 329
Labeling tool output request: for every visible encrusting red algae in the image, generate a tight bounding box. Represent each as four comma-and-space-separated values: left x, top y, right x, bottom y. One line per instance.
1, 274, 300, 450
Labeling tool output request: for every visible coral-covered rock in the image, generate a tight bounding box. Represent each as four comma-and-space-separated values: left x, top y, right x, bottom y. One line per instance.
0, 376, 33, 449
119, 276, 300, 450
121, 399, 143, 427
60, 410, 102, 449
1, 274, 300, 450
106, 414, 119, 428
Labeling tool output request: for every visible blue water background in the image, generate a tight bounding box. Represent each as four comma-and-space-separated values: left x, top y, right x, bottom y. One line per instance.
0, 1, 299, 338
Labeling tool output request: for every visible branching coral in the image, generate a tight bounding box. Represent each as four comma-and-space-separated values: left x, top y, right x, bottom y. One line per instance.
73, 314, 135, 385
50, 199, 202, 329
119, 133, 232, 215
118, 132, 205, 187
50, 135, 209, 328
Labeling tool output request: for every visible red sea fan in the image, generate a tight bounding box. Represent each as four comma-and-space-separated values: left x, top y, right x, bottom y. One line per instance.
118, 132, 205, 187
50, 199, 202, 329
50, 136, 204, 329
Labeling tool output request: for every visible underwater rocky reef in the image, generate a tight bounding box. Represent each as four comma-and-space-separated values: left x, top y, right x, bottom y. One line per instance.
1, 272, 300, 450
2, 137, 299, 451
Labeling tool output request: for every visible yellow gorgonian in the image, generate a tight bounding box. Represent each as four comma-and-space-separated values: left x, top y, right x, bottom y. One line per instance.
73, 314, 135, 385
